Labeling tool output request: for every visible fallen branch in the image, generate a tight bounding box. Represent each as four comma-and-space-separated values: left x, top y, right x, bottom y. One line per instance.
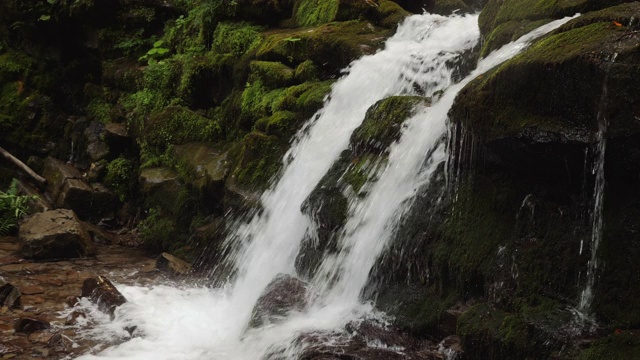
0, 147, 47, 188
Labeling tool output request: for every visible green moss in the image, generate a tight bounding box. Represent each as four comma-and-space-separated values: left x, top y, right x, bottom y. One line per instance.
511, 22, 615, 64
378, 0, 410, 28
105, 157, 134, 202
479, 0, 587, 36
294, 60, 319, 82
231, 131, 284, 190
434, 177, 514, 290
293, 0, 340, 27
138, 207, 180, 252
579, 333, 640, 360
256, 20, 390, 72
86, 99, 113, 123
145, 106, 222, 148
253, 110, 299, 138
212, 22, 263, 57
343, 154, 384, 194
480, 19, 551, 57
0, 51, 32, 83
351, 96, 429, 154
248, 60, 295, 88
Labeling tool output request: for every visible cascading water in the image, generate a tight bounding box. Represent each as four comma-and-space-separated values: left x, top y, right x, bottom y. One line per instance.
577, 51, 618, 318
70, 13, 578, 360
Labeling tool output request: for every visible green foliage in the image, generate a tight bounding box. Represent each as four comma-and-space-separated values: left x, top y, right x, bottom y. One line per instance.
212, 22, 263, 57
164, 0, 239, 53
145, 106, 222, 148
253, 110, 298, 137
86, 98, 112, 123
232, 131, 284, 190
294, 0, 339, 27
248, 61, 295, 89
138, 207, 179, 252
105, 157, 134, 202
0, 179, 35, 236
139, 40, 171, 64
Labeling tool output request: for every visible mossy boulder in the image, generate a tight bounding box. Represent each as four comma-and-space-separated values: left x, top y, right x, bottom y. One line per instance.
256, 20, 392, 75
453, 7, 640, 145
227, 131, 286, 192
578, 332, 640, 360
143, 106, 222, 148
478, 0, 638, 55
350, 95, 430, 155
248, 61, 295, 89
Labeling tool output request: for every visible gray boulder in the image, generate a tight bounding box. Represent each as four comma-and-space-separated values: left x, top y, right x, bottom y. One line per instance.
19, 209, 96, 259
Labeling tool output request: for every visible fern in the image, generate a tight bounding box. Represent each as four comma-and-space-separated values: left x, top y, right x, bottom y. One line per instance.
0, 179, 36, 236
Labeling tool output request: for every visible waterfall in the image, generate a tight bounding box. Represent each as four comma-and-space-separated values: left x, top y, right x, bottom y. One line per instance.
577, 51, 618, 317
71, 13, 578, 360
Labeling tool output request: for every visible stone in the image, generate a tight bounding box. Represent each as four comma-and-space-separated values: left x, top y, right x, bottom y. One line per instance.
86, 141, 110, 162
20, 285, 44, 296
139, 167, 185, 213
0, 283, 21, 309
155, 253, 192, 275
81, 276, 127, 317
249, 274, 310, 328
172, 143, 230, 200
19, 209, 96, 260
42, 157, 84, 204
28, 331, 53, 344
41, 157, 115, 220
14, 317, 50, 334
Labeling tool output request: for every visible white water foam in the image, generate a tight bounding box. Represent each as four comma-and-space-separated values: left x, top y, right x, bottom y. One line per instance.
72, 13, 578, 360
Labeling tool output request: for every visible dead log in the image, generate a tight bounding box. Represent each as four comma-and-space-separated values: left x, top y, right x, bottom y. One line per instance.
0, 147, 47, 188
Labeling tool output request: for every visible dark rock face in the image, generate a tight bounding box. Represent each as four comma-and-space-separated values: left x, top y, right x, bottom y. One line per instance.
0, 282, 21, 309
265, 319, 450, 360
42, 157, 117, 220
81, 276, 127, 317
14, 317, 50, 334
249, 274, 310, 328
19, 209, 96, 260
156, 252, 192, 275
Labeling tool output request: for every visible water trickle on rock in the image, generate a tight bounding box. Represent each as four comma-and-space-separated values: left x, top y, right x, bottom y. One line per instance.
72, 13, 578, 360
576, 51, 618, 321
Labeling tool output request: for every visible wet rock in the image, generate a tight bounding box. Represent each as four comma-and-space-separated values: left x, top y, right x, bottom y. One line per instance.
42, 157, 84, 204
42, 157, 116, 219
173, 143, 230, 202
156, 252, 192, 275
14, 316, 50, 334
28, 330, 54, 344
81, 276, 127, 317
19, 209, 96, 260
14, 179, 52, 213
139, 167, 185, 212
284, 320, 440, 360
20, 285, 44, 295
0, 282, 21, 309
103, 123, 133, 158
249, 274, 310, 328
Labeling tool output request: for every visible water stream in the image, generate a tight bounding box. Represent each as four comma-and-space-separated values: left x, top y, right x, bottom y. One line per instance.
72, 13, 578, 360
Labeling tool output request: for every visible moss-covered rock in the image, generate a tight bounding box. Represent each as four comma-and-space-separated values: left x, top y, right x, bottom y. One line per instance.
479, 0, 637, 55
228, 131, 286, 192
256, 20, 391, 74
143, 106, 222, 148
248, 60, 295, 89
350, 95, 430, 154
578, 332, 640, 360
453, 7, 640, 144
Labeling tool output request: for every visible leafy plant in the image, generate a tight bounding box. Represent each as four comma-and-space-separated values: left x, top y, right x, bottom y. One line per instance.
139, 40, 170, 64
0, 179, 35, 236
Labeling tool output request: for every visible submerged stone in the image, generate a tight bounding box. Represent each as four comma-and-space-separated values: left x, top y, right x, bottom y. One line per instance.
249, 274, 310, 328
